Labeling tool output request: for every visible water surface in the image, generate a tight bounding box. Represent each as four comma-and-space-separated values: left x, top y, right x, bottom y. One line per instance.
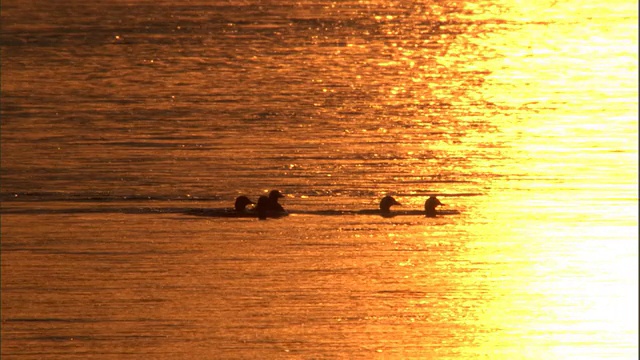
1, 0, 638, 358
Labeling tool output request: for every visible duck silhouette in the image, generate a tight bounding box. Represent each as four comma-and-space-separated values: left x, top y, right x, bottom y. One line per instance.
254, 190, 289, 219
380, 195, 401, 215
255, 195, 270, 220
424, 195, 443, 217
234, 195, 255, 213
353, 195, 401, 217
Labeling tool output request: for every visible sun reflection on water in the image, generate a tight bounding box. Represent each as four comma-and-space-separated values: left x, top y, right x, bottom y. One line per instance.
1, 0, 637, 358
394, 0, 639, 357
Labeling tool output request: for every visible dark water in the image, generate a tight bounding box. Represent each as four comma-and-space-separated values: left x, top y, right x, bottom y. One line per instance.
1, 0, 638, 358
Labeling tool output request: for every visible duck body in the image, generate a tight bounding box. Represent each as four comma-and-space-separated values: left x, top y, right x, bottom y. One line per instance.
255, 194, 289, 220
256, 195, 270, 220
255, 190, 289, 220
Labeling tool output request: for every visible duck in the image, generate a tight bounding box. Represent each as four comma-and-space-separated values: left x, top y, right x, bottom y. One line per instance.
267, 189, 287, 213
353, 195, 401, 216
380, 195, 401, 215
424, 195, 443, 217
234, 195, 255, 213
254, 190, 289, 219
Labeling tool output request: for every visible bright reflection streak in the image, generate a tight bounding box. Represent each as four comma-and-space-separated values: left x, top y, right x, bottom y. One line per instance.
402, 0, 637, 357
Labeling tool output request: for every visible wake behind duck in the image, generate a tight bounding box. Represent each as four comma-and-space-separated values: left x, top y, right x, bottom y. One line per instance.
183, 195, 257, 218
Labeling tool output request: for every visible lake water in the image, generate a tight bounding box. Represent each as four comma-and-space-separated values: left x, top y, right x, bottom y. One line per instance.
1, 0, 638, 358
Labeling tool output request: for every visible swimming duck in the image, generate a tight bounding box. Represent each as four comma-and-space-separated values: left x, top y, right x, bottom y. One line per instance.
253, 190, 289, 219
354, 195, 401, 216
380, 195, 401, 215
234, 195, 255, 213
424, 195, 443, 217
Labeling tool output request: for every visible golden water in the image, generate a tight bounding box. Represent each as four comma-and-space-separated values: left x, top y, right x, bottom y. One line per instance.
1, 0, 637, 358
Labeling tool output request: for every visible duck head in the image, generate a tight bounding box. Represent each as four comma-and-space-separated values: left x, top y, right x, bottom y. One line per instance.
268, 190, 285, 202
